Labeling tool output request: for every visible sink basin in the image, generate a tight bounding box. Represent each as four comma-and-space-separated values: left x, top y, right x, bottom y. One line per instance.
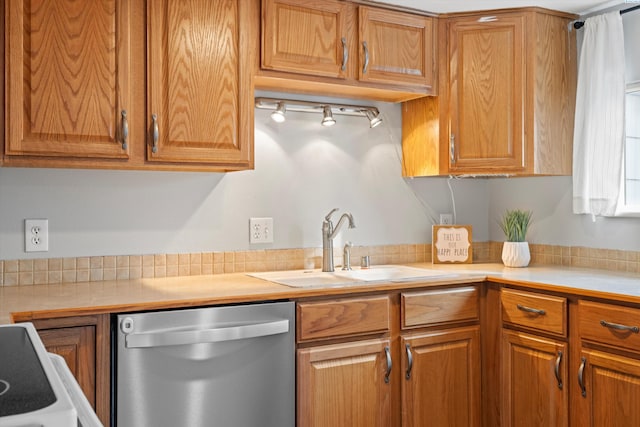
248, 265, 458, 288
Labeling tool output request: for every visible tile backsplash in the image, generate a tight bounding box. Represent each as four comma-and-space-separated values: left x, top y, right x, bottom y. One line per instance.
1, 242, 638, 286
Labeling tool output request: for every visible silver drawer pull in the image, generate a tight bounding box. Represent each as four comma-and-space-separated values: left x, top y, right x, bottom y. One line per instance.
341, 37, 348, 71
600, 320, 640, 334
151, 114, 159, 153
121, 110, 128, 150
554, 351, 563, 390
578, 357, 587, 397
384, 346, 392, 384
517, 304, 546, 316
405, 343, 413, 380
362, 41, 369, 74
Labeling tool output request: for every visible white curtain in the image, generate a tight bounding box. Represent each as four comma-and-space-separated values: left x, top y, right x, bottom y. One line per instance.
573, 11, 626, 217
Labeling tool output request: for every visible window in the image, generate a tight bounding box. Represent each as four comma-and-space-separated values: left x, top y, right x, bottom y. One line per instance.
618, 82, 640, 215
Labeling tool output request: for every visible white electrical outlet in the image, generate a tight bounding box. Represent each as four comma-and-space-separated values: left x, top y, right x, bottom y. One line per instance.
249, 217, 274, 244
25, 219, 49, 252
439, 213, 453, 225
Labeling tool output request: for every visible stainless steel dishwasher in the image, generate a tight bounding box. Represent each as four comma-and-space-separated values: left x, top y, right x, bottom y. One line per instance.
114, 301, 294, 427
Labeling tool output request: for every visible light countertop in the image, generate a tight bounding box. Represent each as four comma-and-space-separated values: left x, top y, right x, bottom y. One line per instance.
2, 263, 640, 324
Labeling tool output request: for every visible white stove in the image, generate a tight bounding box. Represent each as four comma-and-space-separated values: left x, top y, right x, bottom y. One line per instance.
0, 323, 102, 427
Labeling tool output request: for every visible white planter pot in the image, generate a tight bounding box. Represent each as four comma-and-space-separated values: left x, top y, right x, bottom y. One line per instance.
502, 242, 531, 268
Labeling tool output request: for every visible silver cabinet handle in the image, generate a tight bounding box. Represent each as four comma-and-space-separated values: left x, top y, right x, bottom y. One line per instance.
124, 319, 289, 348
554, 350, 563, 390
384, 346, 392, 384
121, 110, 128, 150
362, 41, 369, 74
450, 134, 455, 164
578, 357, 587, 397
600, 320, 640, 333
517, 304, 546, 316
341, 37, 348, 71
151, 114, 159, 153
405, 344, 413, 380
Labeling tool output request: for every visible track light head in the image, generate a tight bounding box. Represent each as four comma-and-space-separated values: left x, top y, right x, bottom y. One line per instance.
321, 105, 336, 127
365, 109, 383, 128
271, 102, 286, 123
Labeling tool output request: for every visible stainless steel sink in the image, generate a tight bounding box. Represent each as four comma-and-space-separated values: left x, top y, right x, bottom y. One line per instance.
248, 265, 458, 288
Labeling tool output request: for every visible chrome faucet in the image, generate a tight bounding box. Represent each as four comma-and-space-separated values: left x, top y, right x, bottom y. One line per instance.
322, 208, 356, 272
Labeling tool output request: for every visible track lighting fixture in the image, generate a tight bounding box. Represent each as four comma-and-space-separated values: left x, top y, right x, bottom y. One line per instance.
255, 97, 383, 128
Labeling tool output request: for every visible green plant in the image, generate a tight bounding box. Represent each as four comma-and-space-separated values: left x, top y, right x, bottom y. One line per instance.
498, 209, 532, 242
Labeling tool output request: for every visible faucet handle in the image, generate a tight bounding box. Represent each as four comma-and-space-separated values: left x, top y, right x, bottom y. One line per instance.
325, 208, 339, 222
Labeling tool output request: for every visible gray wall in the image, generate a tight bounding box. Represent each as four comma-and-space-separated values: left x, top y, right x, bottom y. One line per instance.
0, 95, 489, 260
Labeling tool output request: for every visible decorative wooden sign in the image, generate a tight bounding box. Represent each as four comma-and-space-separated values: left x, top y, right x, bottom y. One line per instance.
432, 225, 473, 264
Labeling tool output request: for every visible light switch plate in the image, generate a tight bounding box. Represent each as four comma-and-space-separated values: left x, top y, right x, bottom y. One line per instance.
249, 217, 274, 244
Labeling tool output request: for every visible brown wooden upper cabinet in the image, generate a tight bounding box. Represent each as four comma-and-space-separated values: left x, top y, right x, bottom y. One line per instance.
258, 0, 436, 102
5, 0, 132, 160
146, 0, 254, 168
3, 0, 256, 172
402, 9, 577, 177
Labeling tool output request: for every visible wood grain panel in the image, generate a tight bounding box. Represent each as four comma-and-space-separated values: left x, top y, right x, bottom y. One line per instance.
502, 288, 567, 336
297, 339, 391, 427
297, 295, 390, 342
401, 327, 481, 427
401, 286, 478, 328
261, 0, 351, 79
147, 0, 253, 166
401, 96, 440, 177
531, 12, 575, 175
502, 330, 568, 427
579, 300, 640, 351
31, 314, 111, 426
38, 326, 97, 407
358, 6, 434, 89
449, 14, 525, 172
580, 348, 640, 427
5, 0, 131, 158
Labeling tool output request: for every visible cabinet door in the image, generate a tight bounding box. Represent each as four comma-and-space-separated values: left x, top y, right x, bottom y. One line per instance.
262, 0, 351, 79
5, 0, 131, 159
402, 327, 481, 427
147, 0, 253, 167
29, 315, 110, 426
298, 339, 391, 427
502, 330, 568, 427
358, 7, 435, 90
574, 349, 640, 427
448, 14, 525, 172
38, 326, 97, 407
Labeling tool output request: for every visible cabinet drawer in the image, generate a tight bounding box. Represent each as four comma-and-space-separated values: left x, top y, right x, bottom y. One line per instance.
402, 286, 478, 329
501, 289, 567, 336
297, 295, 390, 342
579, 300, 640, 352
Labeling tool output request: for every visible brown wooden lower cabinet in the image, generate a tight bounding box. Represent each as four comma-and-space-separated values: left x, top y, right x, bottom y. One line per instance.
29, 315, 111, 426
401, 326, 481, 427
297, 338, 392, 427
572, 348, 640, 426
14, 281, 640, 427
502, 330, 568, 427
570, 299, 640, 427
296, 285, 481, 427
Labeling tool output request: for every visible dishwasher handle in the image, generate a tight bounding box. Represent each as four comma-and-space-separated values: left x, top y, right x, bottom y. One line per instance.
125, 319, 290, 348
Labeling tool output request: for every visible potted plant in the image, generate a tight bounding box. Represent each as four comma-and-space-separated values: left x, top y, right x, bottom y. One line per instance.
498, 209, 532, 267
